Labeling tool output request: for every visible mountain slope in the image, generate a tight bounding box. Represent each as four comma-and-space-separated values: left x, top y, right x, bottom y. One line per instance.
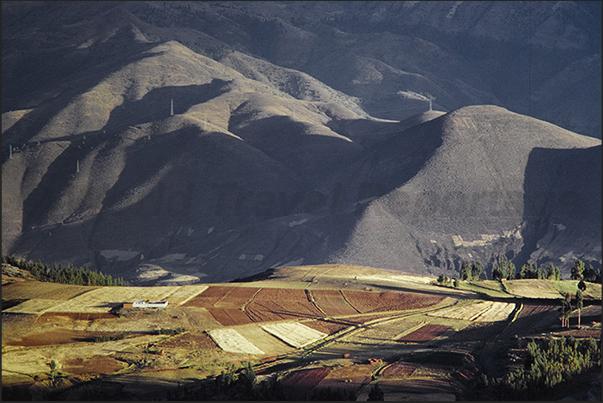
2, 1, 601, 283
328, 106, 601, 276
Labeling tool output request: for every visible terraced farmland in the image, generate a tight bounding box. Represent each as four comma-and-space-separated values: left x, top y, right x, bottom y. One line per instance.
2, 264, 601, 401
245, 288, 324, 322
341, 290, 445, 314
426, 301, 515, 322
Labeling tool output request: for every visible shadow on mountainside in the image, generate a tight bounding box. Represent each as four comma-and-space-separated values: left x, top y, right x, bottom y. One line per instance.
517, 145, 602, 269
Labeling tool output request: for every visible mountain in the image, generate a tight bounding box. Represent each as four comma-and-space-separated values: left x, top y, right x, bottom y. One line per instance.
2, 1, 601, 284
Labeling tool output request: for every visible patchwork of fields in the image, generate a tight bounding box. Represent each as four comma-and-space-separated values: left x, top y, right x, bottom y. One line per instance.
2, 265, 601, 401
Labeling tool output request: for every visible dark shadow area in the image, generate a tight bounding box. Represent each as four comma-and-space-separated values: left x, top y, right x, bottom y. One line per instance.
229, 114, 363, 185
517, 145, 602, 268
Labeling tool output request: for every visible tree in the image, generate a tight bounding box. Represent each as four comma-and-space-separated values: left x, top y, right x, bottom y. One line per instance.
471, 261, 483, 280
518, 262, 530, 279
560, 293, 572, 328
367, 383, 384, 401
493, 255, 516, 280
547, 263, 560, 280
570, 259, 585, 280
460, 261, 472, 281
575, 290, 583, 329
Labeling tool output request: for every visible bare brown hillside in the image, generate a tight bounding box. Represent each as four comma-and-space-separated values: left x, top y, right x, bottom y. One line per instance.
2, 2, 601, 283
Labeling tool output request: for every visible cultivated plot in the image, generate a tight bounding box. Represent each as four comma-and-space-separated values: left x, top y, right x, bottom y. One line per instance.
234, 324, 296, 355
3, 298, 63, 314
426, 301, 515, 322
261, 322, 328, 348
2, 282, 96, 301
341, 290, 444, 314
46, 286, 207, 313
246, 288, 324, 322
397, 324, 452, 343
207, 328, 264, 355
207, 307, 254, 326
310, 289, 359, 316
182, 286, 259, 309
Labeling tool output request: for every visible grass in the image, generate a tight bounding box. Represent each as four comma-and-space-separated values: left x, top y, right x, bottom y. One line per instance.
456, 280, 514, 299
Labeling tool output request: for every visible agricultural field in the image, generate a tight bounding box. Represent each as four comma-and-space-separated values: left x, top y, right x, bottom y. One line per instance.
426, 300, 516, 322
261, 323, 327, 348
245, 288, 324, 322
2, 264, 601, 401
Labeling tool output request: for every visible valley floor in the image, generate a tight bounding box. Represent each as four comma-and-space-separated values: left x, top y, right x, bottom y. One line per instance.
2, 264, 601, 400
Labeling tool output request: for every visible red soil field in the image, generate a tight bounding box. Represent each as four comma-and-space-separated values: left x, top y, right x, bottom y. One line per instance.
182, 286, 259, 309
63, 355, 124, 375
381, 363, 418, 378
317, 363, 374, 391
310, 290, 359, 316
207, 308, 254, 326
340, 290, 444, 314
398, 324, 451, 343
304, 319, 351, 335
245, 288, 325, 322
281, 367, 333, 391
36, 312, 117, 324
4, 329, 126, 347
157, 330, 218, 349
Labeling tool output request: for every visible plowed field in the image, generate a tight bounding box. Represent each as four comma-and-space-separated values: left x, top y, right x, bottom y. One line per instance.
341, 290, 444, 314
245, 288, 324, 322
310, 290, 359, 316
63, 355, 125, 375
304, 319, 351, 335
4, 329, 127, 347
317, 363, 375, 391
281, 367, 333, 390
207, 308, 253, 326
397, 324, 451, 343
36, 312, 117, 324
381, 363, 419, 378
182, 286, 259, 309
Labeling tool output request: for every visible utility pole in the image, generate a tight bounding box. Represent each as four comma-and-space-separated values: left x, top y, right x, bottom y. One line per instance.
426, 94, 435, 111
170, 99, 174, 116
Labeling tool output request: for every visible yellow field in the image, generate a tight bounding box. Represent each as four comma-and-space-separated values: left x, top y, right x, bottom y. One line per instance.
426, 301, 515, 322
31, 285, 210, 313
261, 323, 328, 348
207, 328, 265, 355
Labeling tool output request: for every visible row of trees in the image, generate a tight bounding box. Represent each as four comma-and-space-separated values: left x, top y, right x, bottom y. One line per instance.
466, 256, 599, 282
2, 255, 126, 286
560, 288, 586, 329
497, 336, 601, 400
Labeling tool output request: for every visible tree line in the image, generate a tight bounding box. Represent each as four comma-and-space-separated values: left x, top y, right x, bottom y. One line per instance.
2, 255, 126, 286
496, 336, 601, 400
437, 256, 600, 284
